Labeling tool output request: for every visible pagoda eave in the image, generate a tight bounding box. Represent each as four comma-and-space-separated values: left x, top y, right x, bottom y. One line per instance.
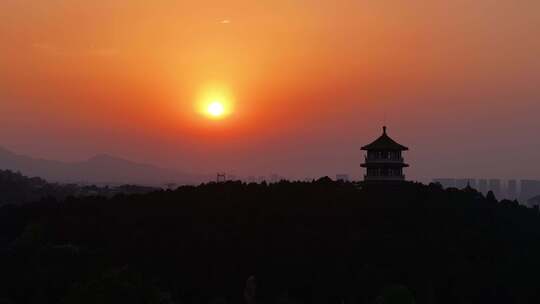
360, 147, 409, 151
361, 163, 409, 168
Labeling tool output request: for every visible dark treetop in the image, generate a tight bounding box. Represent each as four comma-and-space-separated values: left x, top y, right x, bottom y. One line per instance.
0, 178, 538, 304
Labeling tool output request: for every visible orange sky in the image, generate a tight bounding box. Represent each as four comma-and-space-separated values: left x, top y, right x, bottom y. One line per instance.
1, 0, 540, 181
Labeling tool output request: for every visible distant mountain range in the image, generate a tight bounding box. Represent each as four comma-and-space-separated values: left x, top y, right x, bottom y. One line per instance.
0, 147, 207, 186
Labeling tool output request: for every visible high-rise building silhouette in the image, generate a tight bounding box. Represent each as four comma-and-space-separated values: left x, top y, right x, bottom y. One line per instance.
269, 174, 285, 183
455, 179, 468, 189
361, 126, 409, 182
456, 179, 476, 189
456, 178, 477, 189
520, 180, 540, 202
478, 179, 488, 194
488, 179, 502, 199
507, 180, 518, 200
336, 174, 350, 182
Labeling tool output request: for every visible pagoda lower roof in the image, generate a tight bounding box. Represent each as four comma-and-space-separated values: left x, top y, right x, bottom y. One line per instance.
361, 163, 409, 168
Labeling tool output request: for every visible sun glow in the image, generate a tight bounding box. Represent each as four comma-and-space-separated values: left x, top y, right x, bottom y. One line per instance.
207, 101, 225, 117
197, 84, 234, 120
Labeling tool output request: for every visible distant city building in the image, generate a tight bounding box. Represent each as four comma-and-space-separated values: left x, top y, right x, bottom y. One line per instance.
488, 179, 502, 199
528, 195, 540, 207
521, 180, 540, 202
454, 179, 472, 189
507, 180, 518, 200
432, 178, 456, 189
336, 174, 350, 182
457, 179, 477, 189
478, 179, 488, 194
216, 173, 227, 183
165, 183, 177, 190
431, 178, 535, 202
455, 179, 468, 189
269, 174, 285, 183
361, 126, 409, 182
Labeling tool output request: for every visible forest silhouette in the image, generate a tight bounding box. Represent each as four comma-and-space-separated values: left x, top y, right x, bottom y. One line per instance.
1, 177, 540, 303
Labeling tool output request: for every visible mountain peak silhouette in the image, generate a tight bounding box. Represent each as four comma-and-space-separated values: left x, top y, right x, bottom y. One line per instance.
87, 154, 133, 164
0, 146, 205, 185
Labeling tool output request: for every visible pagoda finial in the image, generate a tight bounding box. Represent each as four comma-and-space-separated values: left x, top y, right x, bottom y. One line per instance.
383, 126, 387, 134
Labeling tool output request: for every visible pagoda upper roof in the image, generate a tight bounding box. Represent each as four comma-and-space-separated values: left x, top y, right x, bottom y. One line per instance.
361, 126, 409, 151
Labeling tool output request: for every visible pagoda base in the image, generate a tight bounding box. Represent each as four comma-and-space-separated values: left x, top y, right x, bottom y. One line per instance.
363, 175, 405, 182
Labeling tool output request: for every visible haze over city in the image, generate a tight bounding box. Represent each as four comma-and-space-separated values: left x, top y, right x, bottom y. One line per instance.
5, 1, 540, 303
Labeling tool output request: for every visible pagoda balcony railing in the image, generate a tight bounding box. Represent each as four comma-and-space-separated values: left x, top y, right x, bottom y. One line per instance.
364, 175, 405, 181
364, 156, 404, 163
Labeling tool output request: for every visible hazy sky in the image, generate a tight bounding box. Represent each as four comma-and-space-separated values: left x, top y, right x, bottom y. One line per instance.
1, 0, 540, 181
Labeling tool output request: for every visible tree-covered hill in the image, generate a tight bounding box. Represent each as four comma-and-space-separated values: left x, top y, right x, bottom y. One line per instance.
0, 169, 156, 205
0, 170, 77, 205
1, 179, 539, 304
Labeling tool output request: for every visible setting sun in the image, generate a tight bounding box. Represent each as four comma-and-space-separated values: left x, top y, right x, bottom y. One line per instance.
207, 101, 225, 117
196, 84, 234, 120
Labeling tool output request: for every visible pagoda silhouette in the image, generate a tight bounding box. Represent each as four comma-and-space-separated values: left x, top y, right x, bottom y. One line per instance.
361, 126, 409, 182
